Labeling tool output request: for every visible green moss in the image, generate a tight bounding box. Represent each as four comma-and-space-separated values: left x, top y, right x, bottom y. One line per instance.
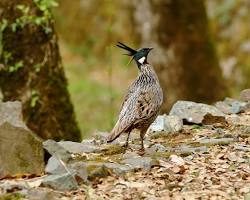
101, 144, 125, 155
149, 132, 170, 140
0, 193, 24, 200
10, 1, 58, 33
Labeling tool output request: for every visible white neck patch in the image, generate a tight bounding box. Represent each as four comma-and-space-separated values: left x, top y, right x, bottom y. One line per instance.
138, 56, 146, 64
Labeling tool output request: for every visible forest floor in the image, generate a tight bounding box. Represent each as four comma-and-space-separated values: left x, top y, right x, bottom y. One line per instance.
0, 107, 249, 200
70, 111, 250, 200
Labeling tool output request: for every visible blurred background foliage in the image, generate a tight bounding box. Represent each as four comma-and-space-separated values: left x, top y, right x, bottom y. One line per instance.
207, 0, 250, 93
52, 0, 249, 137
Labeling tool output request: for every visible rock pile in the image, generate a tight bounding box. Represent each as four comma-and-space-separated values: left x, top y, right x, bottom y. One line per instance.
0, 91, 249, 199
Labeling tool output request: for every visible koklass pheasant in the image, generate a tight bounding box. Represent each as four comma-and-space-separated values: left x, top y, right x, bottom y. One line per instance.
107, 42, 163, 151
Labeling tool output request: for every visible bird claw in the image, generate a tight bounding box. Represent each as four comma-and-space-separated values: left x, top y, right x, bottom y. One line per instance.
122, 143, 133, 152
138, 148, 145, 156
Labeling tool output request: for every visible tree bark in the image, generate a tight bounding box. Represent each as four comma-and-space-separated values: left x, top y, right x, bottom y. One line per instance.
0, 0, 81, 141
131, 0, 228, 111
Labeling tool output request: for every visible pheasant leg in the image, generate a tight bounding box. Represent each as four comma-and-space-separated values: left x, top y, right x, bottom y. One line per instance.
139, 130, 145, 151
123, 131, 131, 149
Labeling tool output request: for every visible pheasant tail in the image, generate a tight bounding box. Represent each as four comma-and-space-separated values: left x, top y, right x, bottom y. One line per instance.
107, 120, 123, 143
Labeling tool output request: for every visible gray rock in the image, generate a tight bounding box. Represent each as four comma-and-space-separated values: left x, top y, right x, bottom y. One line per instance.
67, 162, 108, 181
81, 138, 96, 145
215, 101, 232, 114
0, 180, 28, 193
68, 162, 88, 183
89, 166, 110, 180
164, 115, 183, 133
58, 141, 101, 153
69, 161, 132, 177
45, 156, 67, 175
232, 125, 250, 137
122, 151, 139, 159
197, 138, 234, 146
27, 188, 62, 200
86, 164, 110, 180
0, 101, 27, 129
173, 145, 208, 154
215, 97, 249, 114
148, 144, 168, 153
226, 114, 241, 125
214, 128, 225, 135
42, 172, 78, 191
169, 101, 225, 124
45, 157, 88, 183
0, 122, 44, 179
148, 115, 183, 134
43, 140, 71, 162
234, 144, 250, 152
104, 163, 132, 175
121, 156, 158, 170
240, 89, 250, 102
93, 131, 109, 144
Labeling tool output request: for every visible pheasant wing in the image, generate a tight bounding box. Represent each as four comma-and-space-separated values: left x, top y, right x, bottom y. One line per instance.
107, 89, 160, 142
134, 90, 160, 123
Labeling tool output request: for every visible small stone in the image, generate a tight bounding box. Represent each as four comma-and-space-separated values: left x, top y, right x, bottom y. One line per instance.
226, 114, 241, 125
215, 97, 249, 114
93, 131, 109, 144
169, 155, 185, 166
148, 114, 183, 134
68, 162, 88, 183
104, 163, 132, 175
43, 140, 71, 162
58, 141, 101, 154
215, 101, 232, 114
173, 145, 208, 154
0, 180, 28, 193
232, 125, 250, 137
122, 151, 139, 159
121, 156, 158, 170
148, 144, 167, 152
147, 115, 165, 133
27, 188, 62, 200
45, 156, 67, 175
234, 144, 250, 152
240, 89, 250, 102
197, 138, 234, 146
227, 152, 238, 162
81, 138, 96, 145
42, 172, 78, 191
87, 165, 110, 181
169, 101, 225, 124
72, 162, 109, 180
215, 128, 225, 135
164, 115, 183, 133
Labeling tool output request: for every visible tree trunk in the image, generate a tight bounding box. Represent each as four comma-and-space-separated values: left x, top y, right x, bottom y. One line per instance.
131, 0, 228, 111
0, 0, 81, 141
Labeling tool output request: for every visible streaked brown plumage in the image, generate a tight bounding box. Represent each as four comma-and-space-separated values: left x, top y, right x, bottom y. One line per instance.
107, 42, 163, 151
